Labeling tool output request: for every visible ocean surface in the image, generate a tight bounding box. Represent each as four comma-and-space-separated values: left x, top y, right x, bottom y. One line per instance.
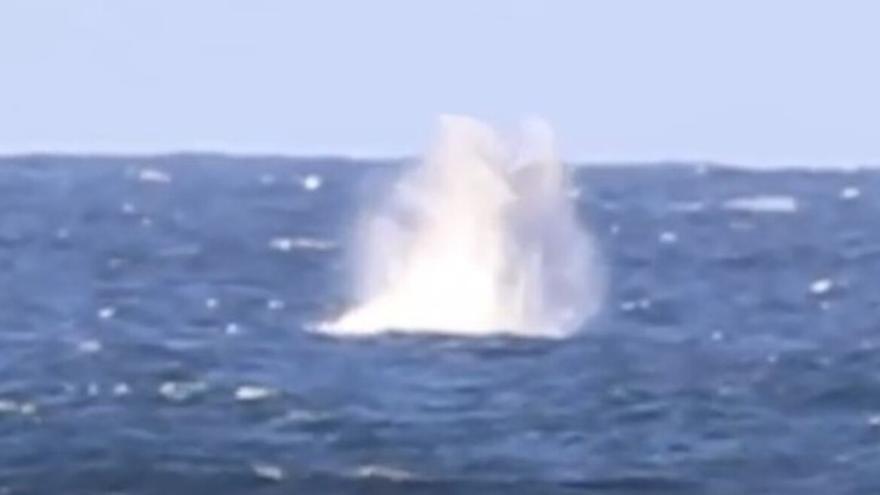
1, 155, 879, 494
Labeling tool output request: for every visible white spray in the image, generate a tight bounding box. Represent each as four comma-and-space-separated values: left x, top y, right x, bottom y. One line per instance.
321, 115, 604, 337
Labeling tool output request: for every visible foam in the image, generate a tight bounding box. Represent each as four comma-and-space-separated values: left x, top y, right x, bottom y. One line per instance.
320, 116, 604, 337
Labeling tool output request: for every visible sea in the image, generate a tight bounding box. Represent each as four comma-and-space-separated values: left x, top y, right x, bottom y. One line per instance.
0, 154, 878, 494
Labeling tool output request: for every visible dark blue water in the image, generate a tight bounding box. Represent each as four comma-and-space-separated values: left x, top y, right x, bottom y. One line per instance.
1, 155, 879, 494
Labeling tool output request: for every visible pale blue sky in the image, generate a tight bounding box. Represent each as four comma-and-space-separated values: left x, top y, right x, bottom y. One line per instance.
1, 1, 878, 166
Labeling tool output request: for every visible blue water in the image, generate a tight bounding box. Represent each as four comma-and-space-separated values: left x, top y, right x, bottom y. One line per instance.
1, 155, 879, 494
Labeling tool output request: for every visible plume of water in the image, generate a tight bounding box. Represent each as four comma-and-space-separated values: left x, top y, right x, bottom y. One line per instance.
322, 115, 604, 337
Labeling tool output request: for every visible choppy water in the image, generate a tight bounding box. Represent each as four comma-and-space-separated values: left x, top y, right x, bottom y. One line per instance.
1, 155, 879, 494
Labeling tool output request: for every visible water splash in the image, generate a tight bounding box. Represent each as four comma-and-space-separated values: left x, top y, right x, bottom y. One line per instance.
321, 115, 604, 337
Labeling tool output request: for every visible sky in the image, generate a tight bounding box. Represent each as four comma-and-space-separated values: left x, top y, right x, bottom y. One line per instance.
0, 0, 878, 167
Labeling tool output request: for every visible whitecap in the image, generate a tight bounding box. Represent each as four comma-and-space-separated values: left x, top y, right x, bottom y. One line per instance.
809, 278, 833, 295
0, 400, 38, 416
112, 382, 131, 396
618, 297, 652, 313
619, 300, 638, 312
277, 408, 329, 423
251, 462, 285, 481
301, 174, 323, 191
86, 382, 100, 396
268, 236, 336, 252
840, 186, 861, 200
658, 231, 678, 244
77, 339, 102, 354
234, 385, 276, 402
97, 307, 116, 320
723, 195, 798, 213
0, 399, 19, 413
137, 168, 172, 183
353, 464, 414, 481
158, 381, 207, 402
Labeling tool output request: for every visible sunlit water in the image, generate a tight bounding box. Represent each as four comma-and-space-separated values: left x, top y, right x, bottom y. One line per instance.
1, 156, 879, 493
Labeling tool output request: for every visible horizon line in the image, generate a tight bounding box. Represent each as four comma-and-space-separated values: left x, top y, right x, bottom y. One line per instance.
0, 150, 875, 171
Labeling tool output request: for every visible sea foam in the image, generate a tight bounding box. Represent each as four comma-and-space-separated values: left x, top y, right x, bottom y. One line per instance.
320, 115, 604, 337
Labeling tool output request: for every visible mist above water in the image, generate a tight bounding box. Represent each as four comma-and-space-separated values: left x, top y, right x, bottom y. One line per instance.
322, 115, 604, 337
